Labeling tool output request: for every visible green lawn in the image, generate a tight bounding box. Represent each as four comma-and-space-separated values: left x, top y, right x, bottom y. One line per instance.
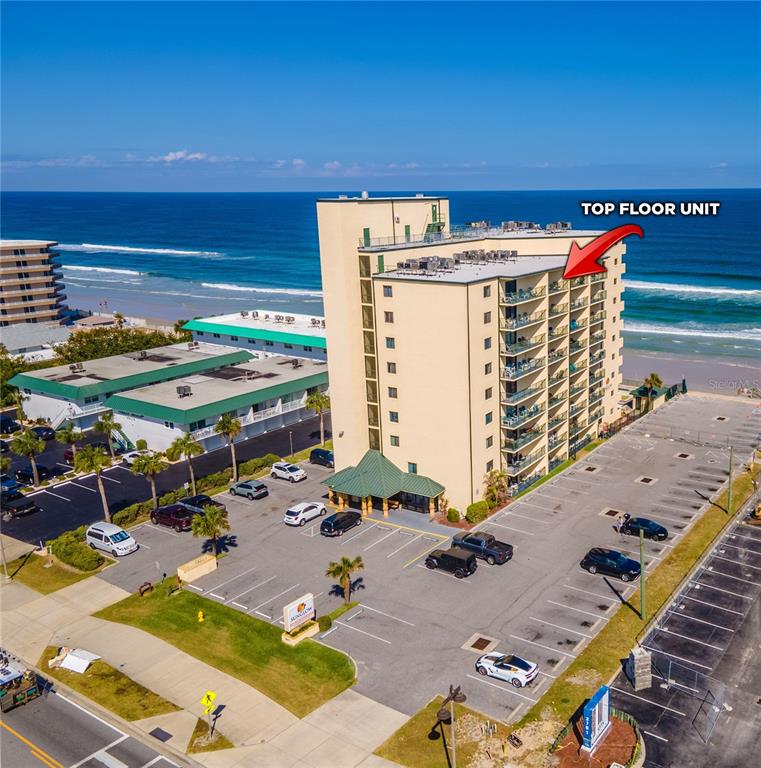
8, 553, 101, 594
40, 646, 180, 721
187, 718, 234, 754
94, 579, 355, 718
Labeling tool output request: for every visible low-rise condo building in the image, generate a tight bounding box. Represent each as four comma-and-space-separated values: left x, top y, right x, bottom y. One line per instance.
317, 194, 625, 512
0, 239, 67, 326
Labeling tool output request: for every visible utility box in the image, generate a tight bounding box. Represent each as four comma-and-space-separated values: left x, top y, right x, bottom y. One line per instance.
626, 647, 652, 691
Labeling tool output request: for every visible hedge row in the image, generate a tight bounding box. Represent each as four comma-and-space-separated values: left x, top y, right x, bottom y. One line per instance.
49, 526, 105, 571
238, 453, 281, 476
465, 500, 490, 524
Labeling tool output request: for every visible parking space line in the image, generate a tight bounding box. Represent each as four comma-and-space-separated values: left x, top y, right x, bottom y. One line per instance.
137, 524, 179, 537
334, 619, 392, 644
361, 603, 415, 626
690, 581, 753, 600
643, 645, 712, 671
56, 462, 72, 470
658, 627, 725, 651
667, 609, 734, 632
386, 532, 422, 559
38, 489, 71, 502
228, 575, 277, 602
712, 553, 761, 571
643, 730, 669, 743
519, 500, 560, 513
203, 565, 260, 594
68, 481, 97, 493
101, 474, 121, 484
250, 584, 300, 614
503, 510, 548, 525
403, 539, 444, 569
610, 686, 686, 716
231, 601, 248, 610
483, 520, 536, 536
465, 673, 538, 703
340, 522, 378, 545
562, 584, 615, 604
705, 567, 760, 586
529, 617, 592, 639
186, 584, 203, 592
509, 634, 576, 658
363, 527, 398, 551
728, 530, 761, 543
719, 542, 761, 555
547, 600, 607, 621
679, 593, 743, 615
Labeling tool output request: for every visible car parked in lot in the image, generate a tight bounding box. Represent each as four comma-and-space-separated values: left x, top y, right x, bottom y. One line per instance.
178, 494, 227, 515
63, 442, 110, 464
0, 417, 21, 435
30, 425, 56, 441
229, 480, 268, 499
1, 490, 39, 519
452, 531, 513, 565
424, 548, 478, 578
0, 439, 9, 453
120, 449, 150, 467
150, 503, 194, 531
620, 516, 668, 541
14, 464, 51, 485
320, 510, 361, 537
284, 501, 327, 527
1, 473, 19, 492
271, 462, 307, 483
475, 652, 538, 688
580, 548, 641, 581
309, 448, 334, 468
86, 523, 138, 556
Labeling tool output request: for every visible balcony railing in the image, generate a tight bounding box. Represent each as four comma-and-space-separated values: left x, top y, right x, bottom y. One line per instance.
589, 351, 605, 365
589, 371, 604, 384
507, 471, 545, 496
549, 455, 568, 471
590, 331, 606, 345
590, 311, 606, 324
502, 357, 546, 380
569, 319, 587, 332
548, 412, 567, 430
548, 432, 567, 448
506, 449, 544, 474
570, 276, 588, 288
590, 407, 604, 421
591, 290, 607, 304
502, 427, 545, 452
548, 349, 567, 363
570, 299, 588, 311
589, 389, 604, 404
569, 360, 588, 375
548, 326, 567, 339
548, 395, 566, 408
549, 280, 568, 294
502, 334, 546, 355
590, 273, 606, 283
569, 402, 587, 416
569, 383, 586, 395
502, 405, 544, 428
570, 434, 593, 454
569, 419, 588, 437
549, 303, 568, 316
548, 372, 567, 386
502, 286, 546, 305
503, 310, 546, 330
502, 386, 543, 404
569, 341, 587, 354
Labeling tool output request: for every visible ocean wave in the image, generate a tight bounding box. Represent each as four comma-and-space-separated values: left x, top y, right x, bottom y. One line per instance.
63, 264, 144, 276
623, 322, 761, 342
623, 279, 761, 298
59, 243, 223, 257
201, 282, 323, 298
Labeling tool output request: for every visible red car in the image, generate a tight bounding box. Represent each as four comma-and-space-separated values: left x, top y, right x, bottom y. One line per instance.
150, 503, 194, 532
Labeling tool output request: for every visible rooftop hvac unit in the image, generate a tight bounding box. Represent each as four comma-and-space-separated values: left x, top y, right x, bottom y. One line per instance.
240, 310, 249, 317
187, 341, 199, 350
73, 362, 85, 372
136, 350, 147, 360
69, 364, 78, 373
176, 385, 192, 398
291, 359, 302, 368
252, 311, 259, 318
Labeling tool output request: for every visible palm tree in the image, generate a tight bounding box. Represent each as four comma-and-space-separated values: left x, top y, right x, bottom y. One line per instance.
191, 505, 231, 556
11, 430, 46, 486
56, 422, 83, 460
167, 433, 204, 496
643, 372, 663, 413
214, 413, 242, 482
130, 451, 169, 509
74, 445, 113, 522
325, 555, 364, 604
306, 390, 331, 446
11, 388, 28, 424
113, 312, 125, 328
94, 411, 122, 458
483, 469, 508, 506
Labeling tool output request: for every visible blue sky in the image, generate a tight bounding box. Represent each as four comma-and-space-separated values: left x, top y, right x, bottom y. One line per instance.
2, 1, 759, 191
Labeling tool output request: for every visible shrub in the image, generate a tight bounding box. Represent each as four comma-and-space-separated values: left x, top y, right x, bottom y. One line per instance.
135, 439, 148, 451
465, 500, 489, 524
317, 615, 332, 632
447, 508, 461, 523
50, 529, 104, 571
112, 500, 153, 528
197, 470, 232, 492
239, 453, 281, 477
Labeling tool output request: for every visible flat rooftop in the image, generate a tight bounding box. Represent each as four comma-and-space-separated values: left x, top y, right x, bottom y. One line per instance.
9, 342, 252, 399
374, 254, 570, 284
317, 194, 441, 202
105, 355, 329, 423
0, 239, 58, 248
184, 309, 326, 348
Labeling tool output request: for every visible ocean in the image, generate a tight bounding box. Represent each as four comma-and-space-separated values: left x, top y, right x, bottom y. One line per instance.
2, 189, 760, 365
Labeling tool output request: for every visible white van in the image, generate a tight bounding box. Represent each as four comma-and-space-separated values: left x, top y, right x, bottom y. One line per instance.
85, 523, 138, 557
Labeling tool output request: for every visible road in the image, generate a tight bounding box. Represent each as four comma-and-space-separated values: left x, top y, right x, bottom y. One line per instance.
3, 415, 330, 544
0, 684, 181, 768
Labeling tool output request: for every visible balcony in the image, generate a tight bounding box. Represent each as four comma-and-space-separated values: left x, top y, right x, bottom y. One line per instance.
548, 372, 567, 386
569, 318, 587, 333
590, 330, 606, 345
548, 325, 567, 339
569, 402, 587, 417
549, 455, 568, 471
548, 412, 567, 430
589, 389, 604, 405
502, 427, 545, 452
569, 419, 588, 437
569, 341, 587, 355
590, 407, 604, 421
549, 303, 568, 316
502, 334, 546, 355
570, 299, 588, 311
502, 286, 546, 305
503, 310, 546, 330
502, 386, 543, 404
548, 432, 567, 448
502, 357, 546, 380
589, 351, 605, 366
569, 276, 588, 288
548, 349, 567, 364
506, 449, 544, 475
591, 290, 607, 304
590, 311, 606, 325
548, 394, 566, 409
590, 273, 606, 284
502, 404, 544, 428
549, 280, 569, 294
569, 382, 586, 395
569, 361, 588, 376
570, 434, 593, 454
589, 371, 604, 385
507, 471, 545, 496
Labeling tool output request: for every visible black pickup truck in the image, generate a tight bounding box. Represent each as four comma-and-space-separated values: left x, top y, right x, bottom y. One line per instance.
452, 531, 514, 565
1, 489, 39, 519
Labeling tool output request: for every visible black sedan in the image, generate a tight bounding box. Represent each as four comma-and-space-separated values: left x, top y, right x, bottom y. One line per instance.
0, 418, 21, 435
620, 516, 668, 541
580, 548, 641, 582
14, 464, 51, 485
30, 425, 56, 440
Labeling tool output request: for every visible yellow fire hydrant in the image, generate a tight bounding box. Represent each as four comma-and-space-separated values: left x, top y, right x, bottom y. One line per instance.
197, 610, 205, 623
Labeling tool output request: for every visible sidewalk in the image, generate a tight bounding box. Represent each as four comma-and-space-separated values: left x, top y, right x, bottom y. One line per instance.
0, 576, 404, 768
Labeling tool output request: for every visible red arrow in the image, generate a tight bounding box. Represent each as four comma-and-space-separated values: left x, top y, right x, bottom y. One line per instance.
562, 224, 644, 279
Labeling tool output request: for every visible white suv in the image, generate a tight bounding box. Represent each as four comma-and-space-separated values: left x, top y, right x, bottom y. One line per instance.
271, 462, 307, 483
283, 502, 327, 526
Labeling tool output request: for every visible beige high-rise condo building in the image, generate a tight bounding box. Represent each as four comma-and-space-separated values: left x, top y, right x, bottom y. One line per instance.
0, 240, 66, 326
317, 194, 625, 512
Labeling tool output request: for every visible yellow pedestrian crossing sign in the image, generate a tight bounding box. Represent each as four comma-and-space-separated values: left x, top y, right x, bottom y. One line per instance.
201, 690, 216, 715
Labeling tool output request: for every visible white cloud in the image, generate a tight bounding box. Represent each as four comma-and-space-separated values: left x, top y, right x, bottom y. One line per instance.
323, 160, 342, 171
292, 158, 306, 169
147, 149, 208, 163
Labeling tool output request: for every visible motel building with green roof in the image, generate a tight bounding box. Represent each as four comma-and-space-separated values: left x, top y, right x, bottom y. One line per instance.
9, 342, 329, 452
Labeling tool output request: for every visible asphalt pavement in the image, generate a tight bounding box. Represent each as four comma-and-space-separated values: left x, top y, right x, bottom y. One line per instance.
3, 415, 330, 544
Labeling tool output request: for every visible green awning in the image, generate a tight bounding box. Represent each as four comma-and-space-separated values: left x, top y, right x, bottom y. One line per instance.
322, 450, 444, 499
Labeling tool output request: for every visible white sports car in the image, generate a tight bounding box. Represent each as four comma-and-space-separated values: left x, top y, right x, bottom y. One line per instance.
475, 653, 538, 688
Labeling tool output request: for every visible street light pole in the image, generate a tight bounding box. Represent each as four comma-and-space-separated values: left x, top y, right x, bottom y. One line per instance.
289, 430, 294, 459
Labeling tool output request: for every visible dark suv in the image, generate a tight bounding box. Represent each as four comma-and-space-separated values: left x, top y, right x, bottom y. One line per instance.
30, 426, 56, 441
425, 548, 478, 578
150, 503, 194, 531
309, 448, 334, 468
15, 464, 51, 485
0, 417, 21, 435
452, 532, 513, 565
580, 548, 641, 581
178, 494, 227, 515
320, 511, 361, 537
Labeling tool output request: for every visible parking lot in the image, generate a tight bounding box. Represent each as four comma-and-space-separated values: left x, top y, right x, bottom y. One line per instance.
94, 395, 761, 723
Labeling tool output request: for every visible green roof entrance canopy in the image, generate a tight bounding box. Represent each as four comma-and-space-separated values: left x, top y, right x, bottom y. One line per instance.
322, 450, 444, 499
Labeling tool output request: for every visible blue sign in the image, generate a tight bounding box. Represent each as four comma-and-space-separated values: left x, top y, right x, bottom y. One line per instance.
582, 685, 611, 752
